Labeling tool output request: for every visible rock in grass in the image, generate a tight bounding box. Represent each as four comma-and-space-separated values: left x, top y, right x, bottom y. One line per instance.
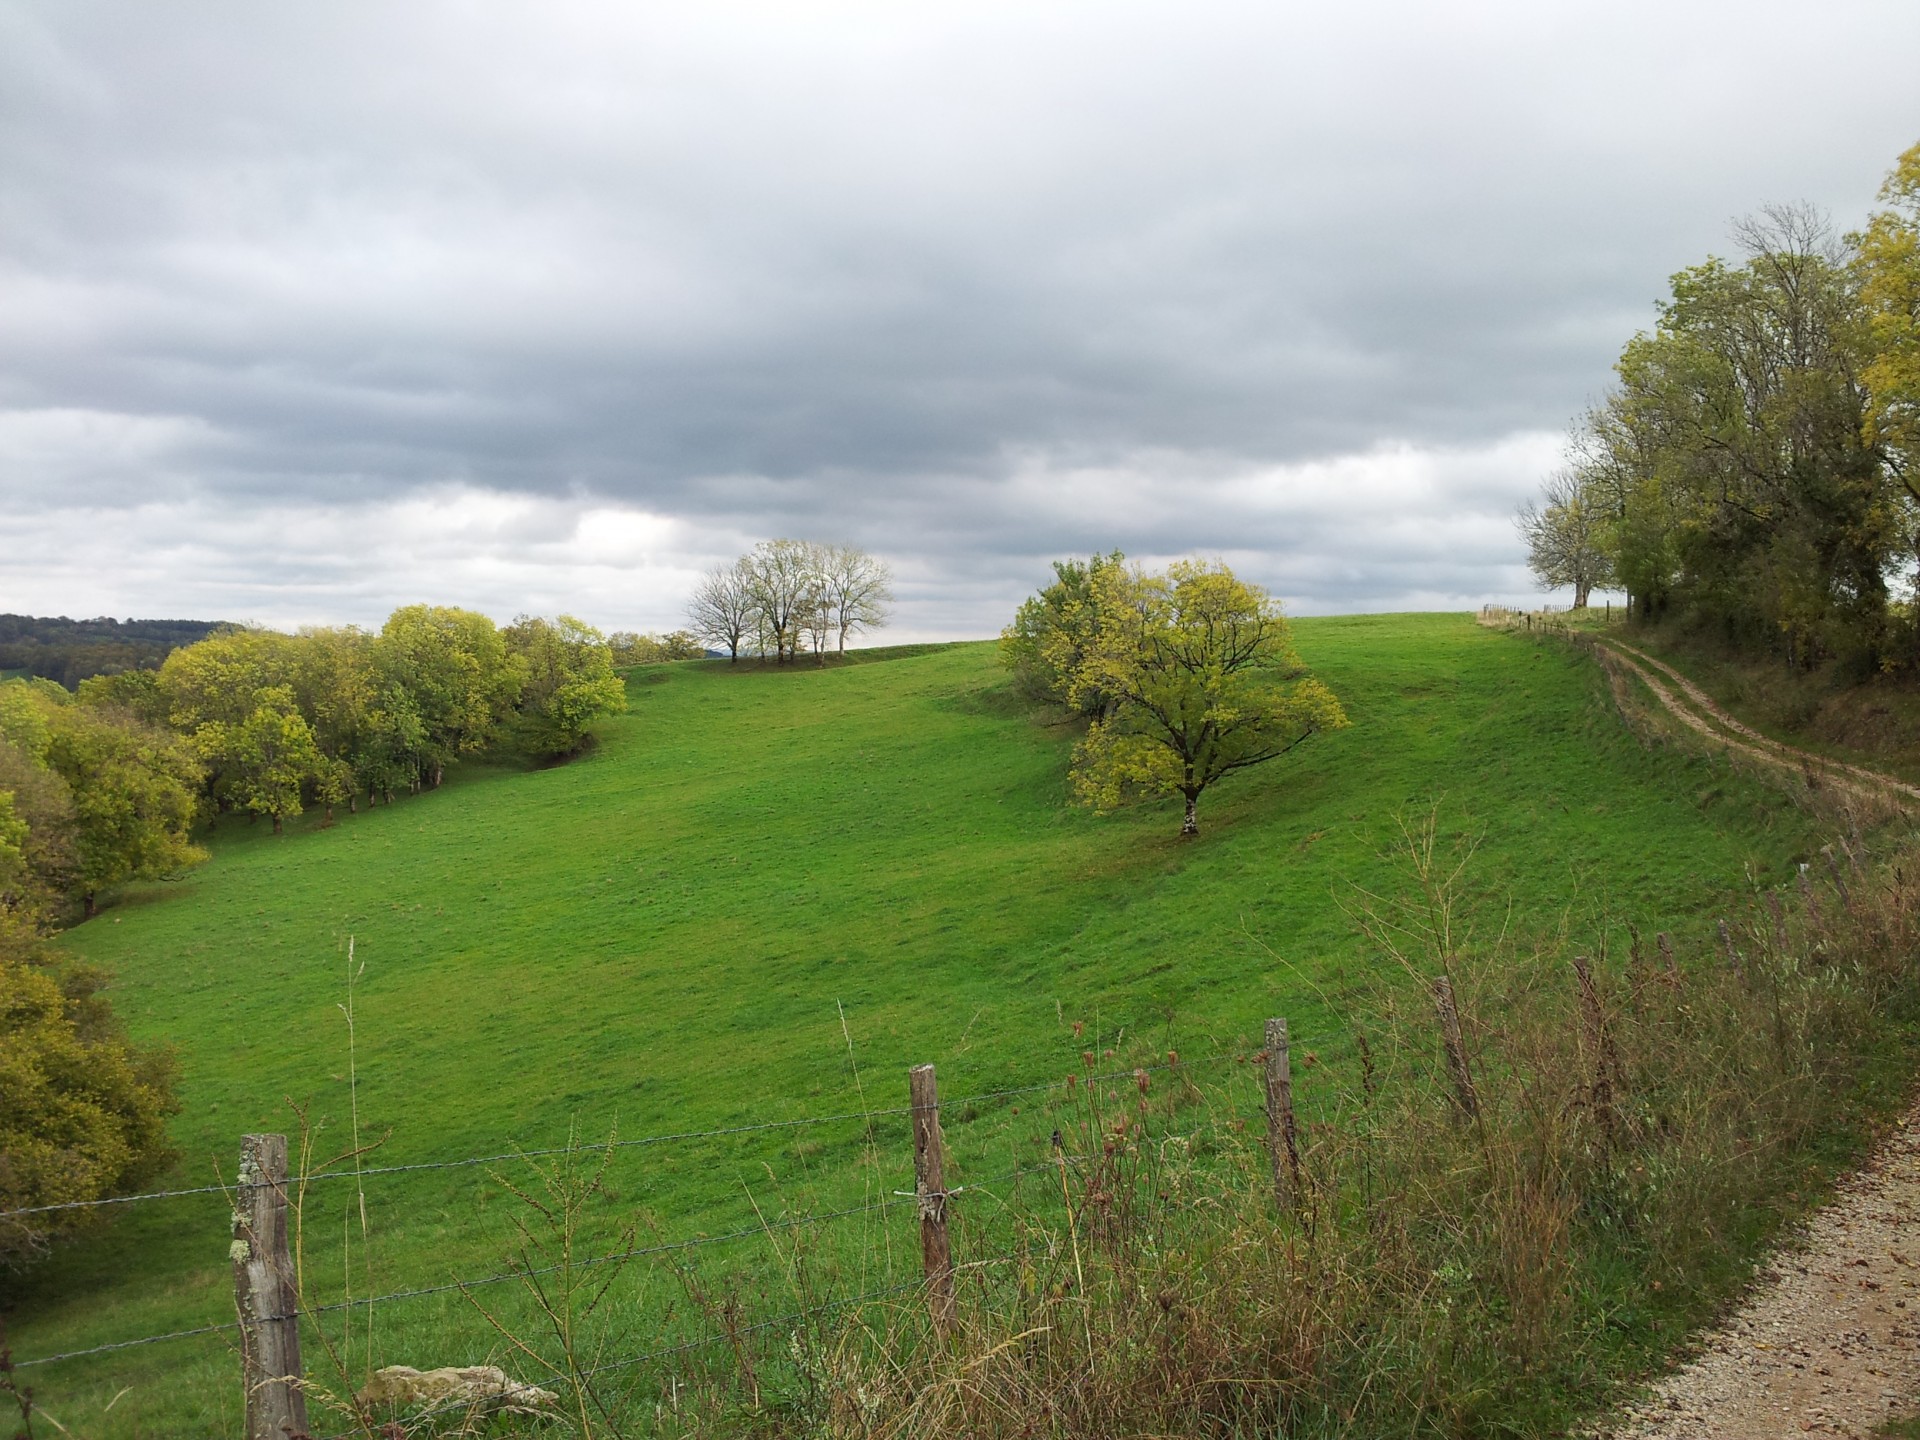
357, 1365, 557, 1413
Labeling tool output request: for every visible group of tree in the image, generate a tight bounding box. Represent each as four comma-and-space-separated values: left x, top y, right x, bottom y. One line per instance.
686, 540, 893, 662
0, 916, 180, 1268
1520, 140, 1920, 671
132, 606, 628, 832
608, 630, 708, 665
0, 686, 190, 1264
0, 614, 223, 688
0, 605, 628, 919
1002, 554, 1347, 834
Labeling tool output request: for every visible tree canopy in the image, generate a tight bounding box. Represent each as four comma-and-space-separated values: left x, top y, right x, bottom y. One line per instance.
1013, 558, 1347, 835
1519, 141, 1920, 672
689, 541, 894, 662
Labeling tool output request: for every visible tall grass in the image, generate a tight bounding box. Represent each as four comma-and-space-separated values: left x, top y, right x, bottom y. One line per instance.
468, 812, 1920, 1439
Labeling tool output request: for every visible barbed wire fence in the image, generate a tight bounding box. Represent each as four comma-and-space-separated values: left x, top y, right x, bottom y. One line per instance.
3, 1047, 1260, 1437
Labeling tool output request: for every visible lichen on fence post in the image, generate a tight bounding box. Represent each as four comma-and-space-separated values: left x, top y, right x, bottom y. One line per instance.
232, 1133, 307, 1440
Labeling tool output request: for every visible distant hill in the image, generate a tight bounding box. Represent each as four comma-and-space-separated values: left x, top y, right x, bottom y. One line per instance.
0, 613, 229, 689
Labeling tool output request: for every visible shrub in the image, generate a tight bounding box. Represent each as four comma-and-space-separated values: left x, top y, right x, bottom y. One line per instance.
0, 925, 179, 1268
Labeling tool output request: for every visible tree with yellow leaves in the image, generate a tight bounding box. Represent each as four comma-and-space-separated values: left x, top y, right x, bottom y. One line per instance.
1861, 141, 1920, 500
1046, 559, 1347, 836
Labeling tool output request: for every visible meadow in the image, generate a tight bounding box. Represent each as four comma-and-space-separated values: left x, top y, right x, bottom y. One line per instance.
2, 613, 1831, 1435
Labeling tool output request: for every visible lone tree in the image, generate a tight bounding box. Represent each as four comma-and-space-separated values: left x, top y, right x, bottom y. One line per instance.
685, 563, 756, 661
1516, 466, 1614, 608
1050, 559, 1347, 836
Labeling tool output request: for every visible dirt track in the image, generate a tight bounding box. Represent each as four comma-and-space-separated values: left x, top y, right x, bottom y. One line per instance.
1574, 632, 1920, 1437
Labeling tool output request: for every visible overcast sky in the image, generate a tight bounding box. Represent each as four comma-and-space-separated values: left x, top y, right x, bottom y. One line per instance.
2, 1, 1915, 638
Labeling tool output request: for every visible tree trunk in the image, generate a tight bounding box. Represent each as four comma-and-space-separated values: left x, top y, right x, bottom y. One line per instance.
271, 814, 283, 835
432, 764, 444, 788
1181, 792, 1199, 836
1574, 580, 1591, 609
84, 891, 97, 918
347, 794, 357, 815
324, 802, 334, 823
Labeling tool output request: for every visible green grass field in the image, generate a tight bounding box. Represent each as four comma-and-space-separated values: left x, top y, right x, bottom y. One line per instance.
2, 614, 1831, 1435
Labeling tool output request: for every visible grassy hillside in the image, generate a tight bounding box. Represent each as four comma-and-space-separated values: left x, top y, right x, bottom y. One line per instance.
2, 615, 1826, 1435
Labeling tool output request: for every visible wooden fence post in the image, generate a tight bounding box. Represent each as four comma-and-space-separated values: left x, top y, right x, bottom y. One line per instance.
1432, 974, 1479, 1120
908, 1064, 956, 1336
233, 1134, 306, 1440
1798, 865, 1824, 930
1716, 918, 1744, 977
1824, 846, 1852, 911
1263, 1018, 1303, 1215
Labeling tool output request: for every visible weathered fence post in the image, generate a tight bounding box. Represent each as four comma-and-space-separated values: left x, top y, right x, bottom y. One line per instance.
1824, 846, 1852, 911
233, 1134, 306, 1440
1432, 974, 1479, 1120
1798, 864, 1824, 931
1717, 918, 1744, 977
1263, 1018, 1303, 1214
908, 1064, 956, 1336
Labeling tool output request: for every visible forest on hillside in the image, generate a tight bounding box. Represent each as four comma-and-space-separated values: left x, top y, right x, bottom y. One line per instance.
0, 615, 226, 688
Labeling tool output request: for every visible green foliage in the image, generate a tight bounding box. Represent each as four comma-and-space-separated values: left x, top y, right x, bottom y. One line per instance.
608, 630, 705, 664
374, 606, 523, 779
0, 615, 223, 691
1534, 153, 1920, 672
0, 790, 28, 902
40, 706, 204, 913
0, 681, 207, 920
1046, 558, 1348, 834
0, 935, 179, 1269
998, 550, 1129, 717
220, 687, 324, 833
504, 615, 628, 756
1861, 141, 1920, 493
74, 669, 170, 728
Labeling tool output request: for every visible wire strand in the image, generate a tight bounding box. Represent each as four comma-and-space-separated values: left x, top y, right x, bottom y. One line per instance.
0, 1053, 1225, 1221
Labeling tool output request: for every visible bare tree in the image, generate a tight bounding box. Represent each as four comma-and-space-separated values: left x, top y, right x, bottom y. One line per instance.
740, 539, 817, 663
817, 544, 894, 654
685, 562, 755, 662
1517, 467, 1614, 608
798, 578, 834, 664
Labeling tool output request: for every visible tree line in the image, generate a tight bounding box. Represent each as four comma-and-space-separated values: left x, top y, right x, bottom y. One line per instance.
1520, 140, 1920, 671
0, 605, 629, 926
686, 539, 893, 662
0, 614, 224, 689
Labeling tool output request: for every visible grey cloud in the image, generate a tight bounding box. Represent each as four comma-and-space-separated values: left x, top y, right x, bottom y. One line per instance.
0, 0, 1915, 625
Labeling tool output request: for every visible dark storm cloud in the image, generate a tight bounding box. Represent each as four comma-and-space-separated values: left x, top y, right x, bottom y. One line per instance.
1, 0, 1916, 630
